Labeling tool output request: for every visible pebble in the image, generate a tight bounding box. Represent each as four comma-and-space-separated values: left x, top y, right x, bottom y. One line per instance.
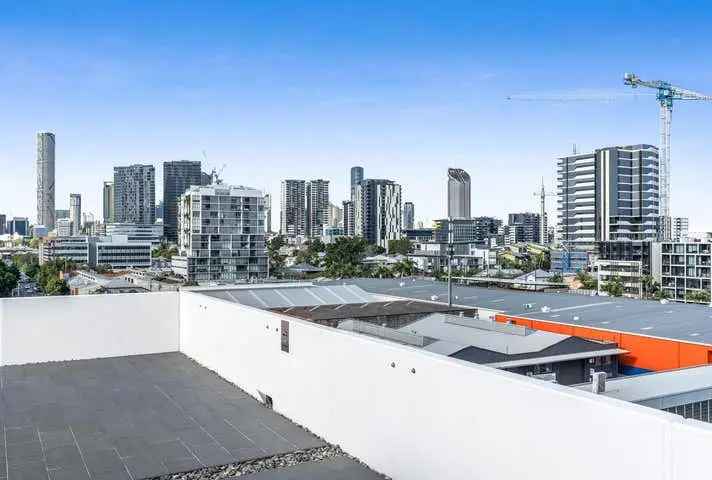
147, 445, 346, 480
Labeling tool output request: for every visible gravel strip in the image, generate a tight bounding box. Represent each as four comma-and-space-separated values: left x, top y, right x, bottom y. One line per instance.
147, 445, 345, 479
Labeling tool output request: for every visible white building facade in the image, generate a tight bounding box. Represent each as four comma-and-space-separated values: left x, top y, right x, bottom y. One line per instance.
105, 223, 164, 246
173, 184, 267, 283
652, 241, 712, 303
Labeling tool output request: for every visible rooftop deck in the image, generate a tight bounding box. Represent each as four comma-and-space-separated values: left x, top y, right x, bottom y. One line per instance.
0, 353, 381, 480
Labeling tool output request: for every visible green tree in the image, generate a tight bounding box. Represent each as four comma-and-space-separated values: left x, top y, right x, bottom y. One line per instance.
640, 274, 658, 298
37, 258, 76, 295
323, 237, 369, 278
602, 275, 625, 297
654, 289, 670, 300
44, 276, 70, 295
0, 261, 20, 297
550, 273, 563, 283
387, 238, 412, 255
392, 259, 416, 277
152, 242, 178, 260
94, 264, 112, 274
686, 290, 711, 303
12, 253, 40, 280
295, 238, 326, 266
267, 235, 287, 277
575, 270, 597, 290
371, 264, 393, 279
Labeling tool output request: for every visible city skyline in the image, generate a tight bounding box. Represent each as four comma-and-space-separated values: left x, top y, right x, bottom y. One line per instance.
2, 3, 712, 230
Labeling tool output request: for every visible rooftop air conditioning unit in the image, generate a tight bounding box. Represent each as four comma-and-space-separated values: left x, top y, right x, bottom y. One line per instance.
591, 371, 607, 394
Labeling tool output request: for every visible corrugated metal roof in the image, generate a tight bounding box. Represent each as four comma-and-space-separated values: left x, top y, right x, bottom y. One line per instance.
197, 284, 376, 309
399, 313, 570, 355
485, 348, 627, 369
272, 302, 477, 321
343, 278, 712, 347
573, 365, 712, 402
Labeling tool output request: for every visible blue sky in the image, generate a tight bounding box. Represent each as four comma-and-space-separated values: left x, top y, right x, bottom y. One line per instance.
1, 1, 712, 230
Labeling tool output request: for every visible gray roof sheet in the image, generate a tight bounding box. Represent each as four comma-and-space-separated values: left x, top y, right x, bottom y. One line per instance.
342, 278, 712, 346
400, 313, 570, 355
198, 284, 375, 309
573, 365, 712, 402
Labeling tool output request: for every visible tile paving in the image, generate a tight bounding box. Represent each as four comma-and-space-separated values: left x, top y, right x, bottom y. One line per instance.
233, 455, 385, 480
0, 353, 326, 480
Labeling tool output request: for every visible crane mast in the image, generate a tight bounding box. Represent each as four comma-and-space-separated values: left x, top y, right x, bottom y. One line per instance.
623, 73, 712, 237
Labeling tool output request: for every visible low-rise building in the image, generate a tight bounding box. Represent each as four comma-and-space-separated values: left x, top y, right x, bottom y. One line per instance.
55, 218, 73, 237
273, 299, 623, 386
105, 223, 163, 246
40, 236, 151, 269
551, 249, 589, 273
652, 240, 712, 303
321, 225, 344, 244
40, 237, 91, 265
596, 259, 643, 298
598, 240, 652, 275
7, 217, 29, 237
575, 365, 712, 423
93, 235, 151, 269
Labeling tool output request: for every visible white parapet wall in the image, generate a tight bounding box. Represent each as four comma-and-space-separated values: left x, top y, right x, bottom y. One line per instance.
179, 289, 712, 480
0, 292, 180, 365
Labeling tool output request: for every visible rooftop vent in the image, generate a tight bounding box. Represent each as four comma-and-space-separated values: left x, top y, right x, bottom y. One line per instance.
591, 371, 607, 394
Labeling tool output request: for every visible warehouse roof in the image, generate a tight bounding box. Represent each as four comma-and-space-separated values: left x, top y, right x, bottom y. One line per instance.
197, 284, 376, 309
341, 278, 712, 346
574, 365, 712, 403
400, 313, 568, 355
272, 301, 476, 322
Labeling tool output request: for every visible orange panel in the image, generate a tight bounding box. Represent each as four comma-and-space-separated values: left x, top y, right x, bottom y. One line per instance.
530, 320, 574, 335
494, 315, 532, 328
617, 334, 680, 371
571, 326, 620, 344
679, 343, 712, 368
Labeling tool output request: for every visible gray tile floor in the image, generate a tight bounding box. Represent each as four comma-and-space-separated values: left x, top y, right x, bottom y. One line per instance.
0, 353, 326, 480
234, 455, 386, 480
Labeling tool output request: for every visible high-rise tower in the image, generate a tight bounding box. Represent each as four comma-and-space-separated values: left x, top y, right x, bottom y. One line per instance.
306, 179, 330, 237
163, 160, 202, 242
280, 180, 306, 237
103, 181, 115, 223
447, 168, 471, 219
114, 164, 156, 225
70, 193, 82, 235
37, 132, 56, 229
350, 166, 364, 199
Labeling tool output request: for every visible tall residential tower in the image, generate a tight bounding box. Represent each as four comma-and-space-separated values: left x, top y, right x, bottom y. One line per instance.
103, 181, 115, 223
69, 193, 82, 236
447, 168, 471, 219
354, 179, 402, 248
306, 179, 330, 237
557, 144, 660, 251
113, 164, 156, 225
350, 166, 364, 199
37, 132, 56, 229
403, 202, 415, 230
280, 180, 306, 237
163, 160, 202, 242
